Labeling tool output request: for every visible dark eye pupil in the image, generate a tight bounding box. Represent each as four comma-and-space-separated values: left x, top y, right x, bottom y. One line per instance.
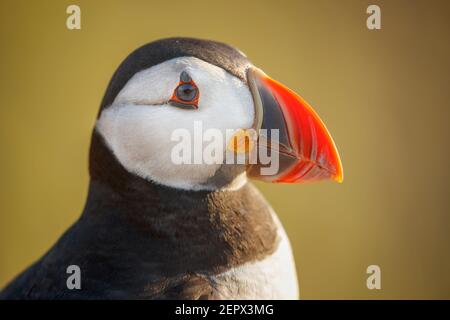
177, 84, 197, 101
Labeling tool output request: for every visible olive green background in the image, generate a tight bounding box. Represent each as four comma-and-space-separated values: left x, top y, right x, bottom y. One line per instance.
1, 0, 449, 299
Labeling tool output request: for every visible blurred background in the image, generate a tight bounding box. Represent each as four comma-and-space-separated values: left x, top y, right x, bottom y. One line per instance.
1, 0, 449, 299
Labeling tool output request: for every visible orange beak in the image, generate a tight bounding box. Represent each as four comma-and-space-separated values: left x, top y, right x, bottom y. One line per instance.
246, 67, 343, 183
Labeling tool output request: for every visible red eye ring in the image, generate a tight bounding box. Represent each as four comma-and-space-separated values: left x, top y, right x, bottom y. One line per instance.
169, 71, 199, 109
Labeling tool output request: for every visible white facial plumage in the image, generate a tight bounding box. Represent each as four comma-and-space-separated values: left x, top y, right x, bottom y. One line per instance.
96, 57, 254, 190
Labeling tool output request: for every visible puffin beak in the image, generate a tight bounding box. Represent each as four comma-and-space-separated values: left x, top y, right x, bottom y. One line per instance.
246, 67, 343, 183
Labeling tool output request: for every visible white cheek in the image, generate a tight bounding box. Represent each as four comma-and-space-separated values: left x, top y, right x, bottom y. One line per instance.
96, 57, 255, 190
114, 63, 178, 105
97, 104, 224, 189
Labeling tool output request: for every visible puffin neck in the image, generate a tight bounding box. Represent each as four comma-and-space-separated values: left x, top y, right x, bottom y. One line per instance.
82, 130, 279, 272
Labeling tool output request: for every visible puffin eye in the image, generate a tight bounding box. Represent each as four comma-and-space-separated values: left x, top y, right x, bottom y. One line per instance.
176, 83, 197, 102
169, 71, 199, 109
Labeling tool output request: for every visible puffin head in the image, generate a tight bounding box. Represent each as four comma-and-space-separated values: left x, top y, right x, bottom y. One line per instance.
92, 38, 343, 191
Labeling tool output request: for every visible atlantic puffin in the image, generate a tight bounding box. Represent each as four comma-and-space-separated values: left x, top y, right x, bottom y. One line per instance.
0, 38, 343, 300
